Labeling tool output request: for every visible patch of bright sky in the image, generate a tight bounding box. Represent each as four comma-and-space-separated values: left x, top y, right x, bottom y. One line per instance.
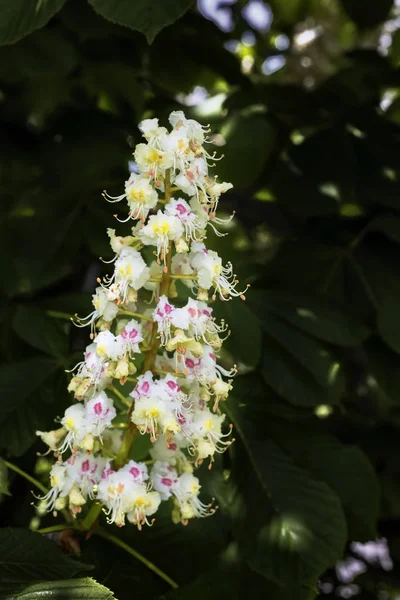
275, 33, 289, 50
198, 0, 273, 33
197, 0, 235, 32
241, 0, 272, 32
262, 55, 285, 74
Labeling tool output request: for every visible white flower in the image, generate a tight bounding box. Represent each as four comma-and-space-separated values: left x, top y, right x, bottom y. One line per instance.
153, 295, 175, 344
191, 408, 232, 456
168, 110, 209, 146
74, 286, 118, 332
165, 198, 202, 241
110, 247, 150, 302
134, 143, 174, 183
149, 434, 185, 464
125, 174, 159, 221
97, 469, 160, 527
191, 245, 248, 301
60, 404, 89, 452
85, 392, 116, 438
174, 157, 208, 197
118, 319, 143, 355
120, 460, 148, 484
94, 330, 120, 360
138, 210, 184, 264
139, 118, 167, 143
172, 472, 214, 519
150, 461, 178, 500
107, 228, 135, 257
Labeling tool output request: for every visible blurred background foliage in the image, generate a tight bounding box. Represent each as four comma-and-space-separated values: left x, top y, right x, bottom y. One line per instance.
2, 0, 400, 598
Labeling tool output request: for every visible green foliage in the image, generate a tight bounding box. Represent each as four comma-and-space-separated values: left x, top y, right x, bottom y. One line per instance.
8, 578, 115, 600
1, 0, 400, 598
0, 529, 92, 597
88, 0, 194, 42
0, 460, 10, 497
0, 0, 67, 45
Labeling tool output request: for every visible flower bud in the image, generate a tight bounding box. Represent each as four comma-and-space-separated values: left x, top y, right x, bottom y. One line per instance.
175, 238, 189, 253
69, 484, 86, 507
54, 497, 68, 510
197, 288, 209, 302
80, 433, 94, 452
36, 428, 67, 451
114, 358, 129, 379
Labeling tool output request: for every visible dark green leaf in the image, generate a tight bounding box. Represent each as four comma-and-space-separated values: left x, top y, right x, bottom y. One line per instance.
377, 295, 400, 353
0, 0, 67, 45
0, 528, 92, 598
0, 358, 56, 423
257, 313, 344, 407
88, 0, 194, 43
340, 0, 393, 27
249, 289, 368, 346
13, 306, 68, 358
276, 431, 380, 541
162, 563, 317, 599
213, 298, 261, 367
0, 459, 10, 497
222, 401, 347, 585
9, 577, 115, 600
217, 114, 278, 189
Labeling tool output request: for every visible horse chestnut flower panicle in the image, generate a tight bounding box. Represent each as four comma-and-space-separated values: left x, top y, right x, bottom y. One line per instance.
36, 110, 248, 529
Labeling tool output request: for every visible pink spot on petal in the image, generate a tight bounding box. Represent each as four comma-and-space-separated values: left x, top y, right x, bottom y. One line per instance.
94, 402, 103, 415
161, 477, 173, 487
130, 467, 140, 479
82, 460, 90, 472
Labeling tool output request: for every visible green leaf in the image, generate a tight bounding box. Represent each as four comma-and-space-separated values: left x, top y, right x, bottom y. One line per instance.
377, 295, 400, 353
0, 528, 92, 598
217, 113, 278, 189
88, 0, 194, 43
83, 62, 144, 118
0, 372, 69, 457
0, 459, 10, 497
249, 289, 368, 346
213, 299, 261, 367
223, 401, 347, 585
276, 431, 380, 541
13, 306, 68, 358
258, 314, 344, 407
0, 358, 56, 424
368, 214, 400, 245
340, 0, 393, 27
0, 0, 67, 45
162, 563, 317, 599
9, 578, 115, 600
364, 337, 400, 406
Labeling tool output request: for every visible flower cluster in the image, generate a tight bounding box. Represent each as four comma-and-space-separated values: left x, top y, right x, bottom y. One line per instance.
36, 111, 247, 529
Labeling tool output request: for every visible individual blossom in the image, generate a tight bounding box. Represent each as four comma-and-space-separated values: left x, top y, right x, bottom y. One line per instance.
138, 210, 184, 267
165, 197, 202, 243
134, 143, 174, 185
105, 247, 150, 303
103, 173, 158, 221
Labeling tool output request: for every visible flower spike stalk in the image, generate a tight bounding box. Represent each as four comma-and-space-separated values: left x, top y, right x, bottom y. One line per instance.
36, 111, 248, 529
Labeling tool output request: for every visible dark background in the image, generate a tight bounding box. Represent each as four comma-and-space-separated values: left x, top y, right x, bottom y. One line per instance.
2, 0, 400, 598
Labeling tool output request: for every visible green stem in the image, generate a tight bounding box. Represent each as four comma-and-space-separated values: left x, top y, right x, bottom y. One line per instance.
117, 310, 153, 322
46, 310, 74, 321
108, 384, 132, 408
169, 274, 197, 280
4, 460, 48, 495
95, 527, 179, 589
37, 523, 79, 535
81, 503, 103, 531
